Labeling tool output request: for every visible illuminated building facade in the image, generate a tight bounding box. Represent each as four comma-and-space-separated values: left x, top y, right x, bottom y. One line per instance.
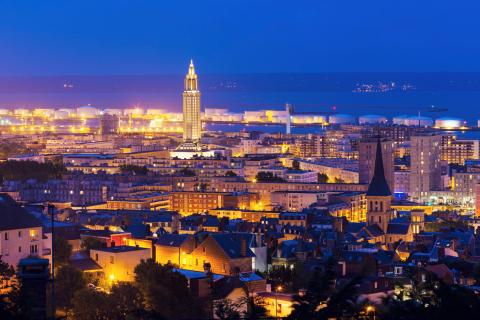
168, 191, 260, 215
99, 113, 119, 136
409, 134, 442, 202
90, 246, 150, 282
330, 191, 367, 222
441, 135, 479, 165
154, 233, 255, 275
182, 60, 202, 147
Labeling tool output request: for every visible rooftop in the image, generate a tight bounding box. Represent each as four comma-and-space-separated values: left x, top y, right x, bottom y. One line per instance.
0, 194, 43, 231
92, 245, 148, 253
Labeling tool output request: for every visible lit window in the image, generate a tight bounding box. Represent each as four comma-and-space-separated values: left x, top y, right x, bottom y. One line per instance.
29, 229, 39, 241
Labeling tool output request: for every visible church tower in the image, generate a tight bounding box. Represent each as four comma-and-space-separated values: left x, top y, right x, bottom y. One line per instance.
366, 138, 393, 233
182, 60, 201, 146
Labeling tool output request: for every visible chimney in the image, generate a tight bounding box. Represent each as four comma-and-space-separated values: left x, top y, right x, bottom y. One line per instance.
193, 235, 198, 249
203, 262, 212, 274
298, 288, 306, 297
255, 233, 263, 247
240, 238, 247, 257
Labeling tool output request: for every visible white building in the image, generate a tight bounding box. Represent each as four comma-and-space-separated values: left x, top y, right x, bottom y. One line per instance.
270, 191, 322, 211
90, 245, 150, 282
285, 170, 318, 183
0, 194, 52, 269
76, 106, 99, 118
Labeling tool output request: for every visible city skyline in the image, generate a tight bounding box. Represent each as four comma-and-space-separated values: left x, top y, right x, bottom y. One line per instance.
2, 2, 480, 319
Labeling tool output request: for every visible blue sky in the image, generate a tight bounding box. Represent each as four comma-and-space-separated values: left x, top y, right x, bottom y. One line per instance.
0, 0, 479, 75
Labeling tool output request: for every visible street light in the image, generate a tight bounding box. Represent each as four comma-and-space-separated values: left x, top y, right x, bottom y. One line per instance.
275, 285, 283, 318
366, 305, 376, 320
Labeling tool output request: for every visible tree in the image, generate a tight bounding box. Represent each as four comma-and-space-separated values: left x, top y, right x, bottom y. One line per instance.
382, 273, 480, 320
255, 171, 285, 182
0, 160, 66, 183
120, 165, 149, 175
109, 282, 145, 318
0, 259, 15, 292
241, 295, 268, 320
473, 263, 480, 285
180, 167, 196, 177
80, 237, 106, 252
266, 262, 311, 293
0, 142, 31, 159
0, 259, 18, 319
71, 283, 145, 320
266, 265, 295, 291
71, 288, 111, 320
317, 276, 362, 319
291, 160, 300, 170
334, 177, 346, 183
134, 259, 204, 319
424, 220, 469, 232
214, 299, 241, 320
53, 235, 72, 267
288, 258, 336, 320
225, 170, 238, 177
317, 173, 328, 183
55, 265, 87, 309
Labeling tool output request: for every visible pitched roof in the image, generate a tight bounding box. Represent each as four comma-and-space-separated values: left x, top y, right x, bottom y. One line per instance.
366, 139, 392, 197
145, 214, 174, 223
346, 222, 366, 235
212, 276, 246, 300
69, 258, 102, 272
363, 224, 385, 237
0, 194, 42, 231
174, 268, 224, 281
156, 234, 190, 247
210, 234, 255, 259
425, 264, 453, 283
275, 239, 316, 259
340, 251, 372, 263
387, 223, 410, 235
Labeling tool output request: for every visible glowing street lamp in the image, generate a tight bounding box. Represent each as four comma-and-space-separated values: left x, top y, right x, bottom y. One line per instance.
366, 305, 376, 320
275, 285, 283, 318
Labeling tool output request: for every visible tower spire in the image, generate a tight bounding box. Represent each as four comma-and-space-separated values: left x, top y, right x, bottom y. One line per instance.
188, 59, 195, 75
185, 59, 198, 91
366, 137, 391, 196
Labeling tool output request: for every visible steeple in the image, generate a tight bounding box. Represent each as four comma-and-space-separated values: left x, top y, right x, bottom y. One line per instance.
366, 138, 392, 196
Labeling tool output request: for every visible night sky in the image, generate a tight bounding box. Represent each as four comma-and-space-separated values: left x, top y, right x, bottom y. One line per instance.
1, 0, 479, 75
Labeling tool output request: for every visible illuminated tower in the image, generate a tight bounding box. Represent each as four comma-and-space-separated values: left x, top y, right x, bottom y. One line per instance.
182, 60, 202, 146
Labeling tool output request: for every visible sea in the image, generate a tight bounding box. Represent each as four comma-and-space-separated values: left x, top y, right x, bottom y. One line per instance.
1, 73, 480, 136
